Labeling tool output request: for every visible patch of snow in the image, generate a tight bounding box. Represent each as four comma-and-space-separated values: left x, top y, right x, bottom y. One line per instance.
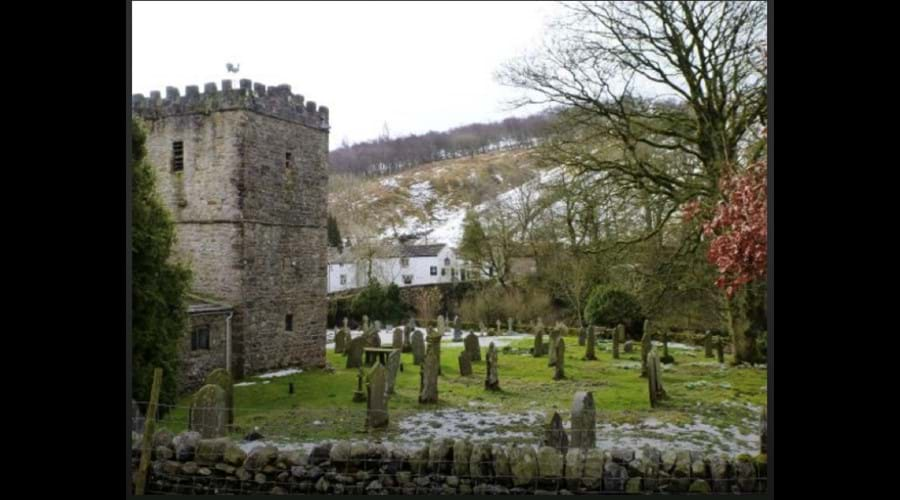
380, 178, 399, 188
256, 368, 303, 379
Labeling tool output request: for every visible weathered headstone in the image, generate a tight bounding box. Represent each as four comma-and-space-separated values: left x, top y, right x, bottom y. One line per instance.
640, 320, 652, 378
189, 384, 227, 438
368, 320, 382, 347
418, 329, 441, 403
485, 342, 500, 391
453, 315, 463, 342
570, 391, 596, 449
553, 338, 566, 380
578, 326, 586, 346
392, 328, 403, 350
660, 330, 674, 364
548, 324, 563, 367
584, 326, 597, 360
411, 330, 425, 365
386, 350, 401, 396
613, 324, 624, 359
543, 411, 569, 454
353, 367, 366, 402
346, 336, 366, 369
647, 349, 667, 408
496, 319, 502, 336
464, 332, 481, 362
704, 331, 714, 358
431, 326, 443, 376
508, 317, 514, 334
458, 351, 473, 376
403, 318, 416, 353
533, 322, 545, 358
716, 337, 725, 364
760, 405, 767, 454
204, 368, 234, 425
624, 340, 633, 353
366, 362, 388, 428
335, 318, 351, 355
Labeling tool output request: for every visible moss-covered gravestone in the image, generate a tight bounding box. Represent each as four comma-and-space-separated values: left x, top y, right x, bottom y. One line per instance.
624, 340, 633, 353
613, 324, 622, 359
648, 349, 667, 408
553, 338, 566, 380
716, 337, 725, 364
464, 332, 481, 362
704, 330, 714, 358
204, 368, 234, 425
189, 384, 227, 438
366, 362, 388, 428
485, 342, 500, 391
548, 324, 563, 367
418, 330, 441, 403
533, 325, 544, 358
411, 330, 425, 365
584, 326, 597, 361
385, 350, 401, 396
392, 328, 403, 350
335, 318, 351, 355
403, 318, 415, 353
570, 391, 596, 449
543, 411, 569, 454
458, 351, 472, 376
346, 336, 366, 369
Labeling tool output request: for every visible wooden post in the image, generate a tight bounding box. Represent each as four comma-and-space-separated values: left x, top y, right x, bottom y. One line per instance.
135, 368, 162, 495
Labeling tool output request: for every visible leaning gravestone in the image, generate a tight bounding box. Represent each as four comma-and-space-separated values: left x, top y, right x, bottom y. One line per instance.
704, 331, 714, 358
385, 350, 401, 396
464, 332, 481, 362
584, 326, 597, 360
335, 318, 351, 355
485, 342, 500, 391
411, 330, 425, 365
366, 362, 389, 428
189, 384, 227, 438
570, 391, 596, 449
419, 330, 441, 404
543, 411, 569, 454
554, 338, 566, 380
346, 336, 366, 369
640, 320, 652, 378
204, 368, 234, 425
458, 351, 472, 376
392, 328, 403, 350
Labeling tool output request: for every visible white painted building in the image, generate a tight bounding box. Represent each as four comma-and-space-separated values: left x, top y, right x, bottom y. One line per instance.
327, 243, 473, 293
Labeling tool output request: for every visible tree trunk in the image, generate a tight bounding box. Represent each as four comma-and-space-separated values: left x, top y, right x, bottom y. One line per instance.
724, 288, 762, 365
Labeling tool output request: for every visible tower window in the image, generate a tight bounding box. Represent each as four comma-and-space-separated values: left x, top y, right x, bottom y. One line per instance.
285, 314, 294, 332
172, 141, 184, 172
191, 326, 210, 350
285, 151, 293, 168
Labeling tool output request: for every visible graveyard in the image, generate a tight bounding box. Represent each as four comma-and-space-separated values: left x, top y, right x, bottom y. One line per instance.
157, 322, 766, 457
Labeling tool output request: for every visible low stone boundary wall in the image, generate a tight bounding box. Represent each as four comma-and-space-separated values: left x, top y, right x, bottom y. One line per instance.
132, 432, 767, 495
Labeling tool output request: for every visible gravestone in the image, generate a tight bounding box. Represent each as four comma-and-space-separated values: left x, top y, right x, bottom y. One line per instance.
431, 327, 443, 376
485, 342, 500, 391
353, 367, 367, 402
346, 336, 366, 369
458, 351, 473, 376
760, 405, 767, 454
570, 391, 596, 449
640, 320, 652, 378
479, 321, 487, 336
548, 324, 563, 367
453, 315, 463, 342
464, 332, 481, 362
716, 337, 725, 364
496, 319, 502, 336
189, 384, 227, 438
704, 331, 714, 358
660, 330, 674, 364
508, 317, 514, 334
366, 362, 389, 428
411, 330, 425, 365
578, 327, 586, 346
543, 411, 569, 454
204, 368, 234, 425
533, 324, 544, 358
613, 324, 624, 359
392, 328, 403, 350
584, 326, 597, 360
386, 350, 401, 396
648, 349, 667, 408
418, 330, 441, 403
624, 340, 633, 353
553, 338, 566, 380
403, 318, 416, 353
368, 320, 382, 347
335, 318, 351, 355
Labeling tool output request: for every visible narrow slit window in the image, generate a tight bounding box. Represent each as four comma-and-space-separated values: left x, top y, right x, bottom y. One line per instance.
172, 141, 184, 172
285, 314, 294, 332
285, 151, 293, 169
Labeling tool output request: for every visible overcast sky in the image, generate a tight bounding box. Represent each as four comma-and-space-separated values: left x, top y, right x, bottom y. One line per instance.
132, 1, 564, 150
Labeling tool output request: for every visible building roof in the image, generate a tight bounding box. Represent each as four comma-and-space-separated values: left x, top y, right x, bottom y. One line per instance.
385, 243, 447, 258
186, 293, 234, 315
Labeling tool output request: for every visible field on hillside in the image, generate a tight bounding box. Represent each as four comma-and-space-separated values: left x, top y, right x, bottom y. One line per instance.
157, 330, 766, 456
328, 149, 543, 245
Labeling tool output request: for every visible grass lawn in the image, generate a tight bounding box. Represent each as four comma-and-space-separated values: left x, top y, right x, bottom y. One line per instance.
157, 336, 766, 453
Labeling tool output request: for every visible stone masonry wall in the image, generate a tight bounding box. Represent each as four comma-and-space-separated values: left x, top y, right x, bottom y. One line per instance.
132, 434, 768, 495
179, 314, 229, 393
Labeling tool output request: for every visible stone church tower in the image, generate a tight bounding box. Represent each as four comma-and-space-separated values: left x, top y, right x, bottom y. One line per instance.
132, 79, 328, 383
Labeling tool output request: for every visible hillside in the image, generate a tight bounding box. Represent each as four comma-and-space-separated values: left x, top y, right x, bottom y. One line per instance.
327, 148, 556, 247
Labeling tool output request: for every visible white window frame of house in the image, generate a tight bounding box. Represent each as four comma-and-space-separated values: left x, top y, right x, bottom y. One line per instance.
340, 274, 347, 285
444, 257, 451, 266
402, 274, 413, 284
430, 266, 438, 276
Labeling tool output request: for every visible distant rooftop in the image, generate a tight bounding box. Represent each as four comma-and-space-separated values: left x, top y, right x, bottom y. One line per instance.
327, 243, 447, 264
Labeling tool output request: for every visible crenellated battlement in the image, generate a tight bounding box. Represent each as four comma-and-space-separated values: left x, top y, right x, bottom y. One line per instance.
131, 80, 329, 131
